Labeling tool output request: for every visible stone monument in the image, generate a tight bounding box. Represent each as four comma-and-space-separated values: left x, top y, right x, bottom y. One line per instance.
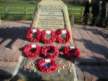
32, 0, 74, 46
20, 0, 78, 81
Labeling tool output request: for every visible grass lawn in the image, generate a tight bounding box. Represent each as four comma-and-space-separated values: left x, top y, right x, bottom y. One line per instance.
0, 0, 84, 22
0, 0, 37, 20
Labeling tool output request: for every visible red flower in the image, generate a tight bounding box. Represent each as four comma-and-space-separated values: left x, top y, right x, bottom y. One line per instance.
36, 59, 58, 73
22, 44, 41, 59
56, 29, 70, 44
26, 28, 41, 42
63, 46, 80, 59
41, 45, 59, 59
41, 30, 56, 44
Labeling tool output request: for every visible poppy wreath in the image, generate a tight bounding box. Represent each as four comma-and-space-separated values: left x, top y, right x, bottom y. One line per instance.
41, 45, 59, 59
26, 28, 41, 42
22, 44, 41, 59
41, 30, 56, 44
56, 29, 70, 44
36, 59, 58, 73
63, 46, 80, 59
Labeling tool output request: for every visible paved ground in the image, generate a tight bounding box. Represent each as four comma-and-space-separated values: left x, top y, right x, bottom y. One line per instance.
0, 21, 108, 81
72, 25, 108, 81
0, 21, 29, 80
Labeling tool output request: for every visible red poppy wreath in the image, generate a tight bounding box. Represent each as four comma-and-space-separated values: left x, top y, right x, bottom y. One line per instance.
63, 46, 80, 59
41, 30, 56, 44
22, 44, 41, 59
41, 45, 59, 59
56, 29, 70, 44
36, 59, 58, 73
26, 28, 41, 42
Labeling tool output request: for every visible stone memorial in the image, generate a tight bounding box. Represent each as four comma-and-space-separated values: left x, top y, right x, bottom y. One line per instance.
20, 0, 78, 81
32, 0, 74, 45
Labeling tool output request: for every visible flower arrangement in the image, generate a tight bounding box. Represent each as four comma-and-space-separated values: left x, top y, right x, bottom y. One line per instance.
23, 26, 80, 73
41, 30, 56, 44
41, 45, 59, 59
56, 29, 70, 44
36, 59, 58, 73
22, 44, 41, 59
26, 28, 41, 42
63, 46, 80, 59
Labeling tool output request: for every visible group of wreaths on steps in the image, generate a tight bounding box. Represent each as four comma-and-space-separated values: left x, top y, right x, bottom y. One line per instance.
22, 27, 80, 73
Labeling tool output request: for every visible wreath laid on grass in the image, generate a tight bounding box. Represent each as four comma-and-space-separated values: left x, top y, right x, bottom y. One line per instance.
41, 30, 56, 44
36, 59, 58, 73
63, 46, 80, 59
41, 45, 59, 59
22, 44, 41, 59
56, 29, 70, 44
26, 28, 41, 42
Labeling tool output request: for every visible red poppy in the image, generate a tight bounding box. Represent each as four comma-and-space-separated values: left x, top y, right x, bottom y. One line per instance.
26, 28, 41, 42
41, 30, 56, 44
22, 44, 41, 59
63, 46, 80, 59
36, 59, 58, 73
41, 45, 59, 59
56, 29, 70, 44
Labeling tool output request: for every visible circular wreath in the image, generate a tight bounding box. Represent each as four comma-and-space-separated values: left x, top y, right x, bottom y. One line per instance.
56, 29, 70, 43
22, 44, 41, 59
63, 46, 80, 59
41, 46, 59, 59
41, 30, 56, 44
36, 59, 58, 73
26, 28, 41, 42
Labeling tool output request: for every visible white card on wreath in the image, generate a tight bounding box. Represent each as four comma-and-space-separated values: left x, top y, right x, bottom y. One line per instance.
32, 29, 37, 33
46, 30, 51, 34
45, 59, 51, 63
70, 46, 75, 49
32, 44, 37, 48
62, 30, 67, 34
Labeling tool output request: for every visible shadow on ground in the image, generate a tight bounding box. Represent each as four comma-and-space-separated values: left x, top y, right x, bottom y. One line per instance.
0, 69, 46, 81
82, 27, 108, 41
0, 70, 12, 81
0, 27, 27, 48
75, 38, 108, 59
73, 29, 108, 81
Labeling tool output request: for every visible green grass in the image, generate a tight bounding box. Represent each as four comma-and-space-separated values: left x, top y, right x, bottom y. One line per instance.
0, 0, 84, 23
0, 0, 37, 20
67, 4, 84, 23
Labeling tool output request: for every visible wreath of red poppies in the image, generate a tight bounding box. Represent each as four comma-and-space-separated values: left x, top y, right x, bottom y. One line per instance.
56, 29, 70, 44
22, 44, 41, 59
36, 59, 58, 73
41, 30, 56, 44
63, 46, 80, 59
41, 45, 59, 59
23, 26, 80, 73
26, 28, 41, 42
